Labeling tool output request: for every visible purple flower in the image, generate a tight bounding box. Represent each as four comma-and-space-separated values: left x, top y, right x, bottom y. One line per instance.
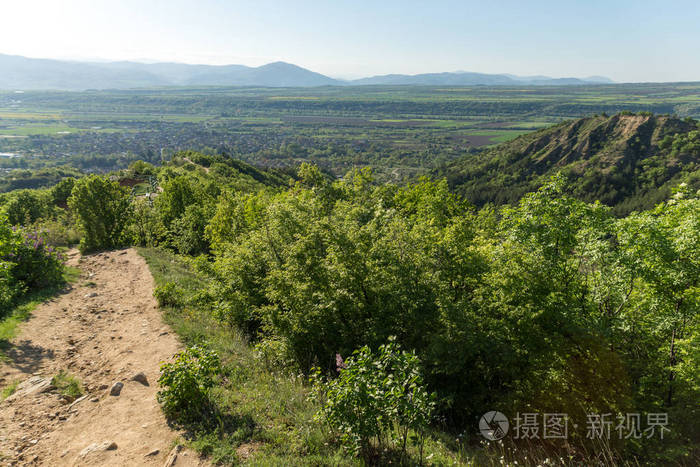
335, 353, 347, 371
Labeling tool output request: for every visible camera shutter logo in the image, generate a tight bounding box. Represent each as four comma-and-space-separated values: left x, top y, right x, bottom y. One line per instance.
480, 411, 509, 440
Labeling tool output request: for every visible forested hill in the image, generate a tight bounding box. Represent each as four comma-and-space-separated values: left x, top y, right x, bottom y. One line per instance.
437, 113, 700, 214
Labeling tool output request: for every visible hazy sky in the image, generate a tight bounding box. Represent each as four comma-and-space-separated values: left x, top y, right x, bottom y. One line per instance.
2, 0, 699, 82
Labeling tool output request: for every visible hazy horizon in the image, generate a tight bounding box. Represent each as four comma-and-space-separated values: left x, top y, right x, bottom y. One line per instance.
2, 0, 700, 83
0, 52, 622, 83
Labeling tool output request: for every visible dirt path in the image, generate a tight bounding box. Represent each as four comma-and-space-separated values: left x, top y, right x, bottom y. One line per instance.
0, 249, 205, 466
181, 157, 209, 173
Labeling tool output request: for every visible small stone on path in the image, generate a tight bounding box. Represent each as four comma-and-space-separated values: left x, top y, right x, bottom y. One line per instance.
79, 440, 117, 458
109, 382, 123, 396
130, 372, 149, 386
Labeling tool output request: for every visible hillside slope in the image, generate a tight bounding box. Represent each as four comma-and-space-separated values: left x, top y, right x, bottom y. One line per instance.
437, 113, 700, 213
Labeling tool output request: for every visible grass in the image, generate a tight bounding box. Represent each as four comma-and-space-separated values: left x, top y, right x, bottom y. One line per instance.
0, 380, 19, 401
131, 183, 151, 196
137, 246, 465, 465
51, 370, 83, 401
0, 266, 80, 360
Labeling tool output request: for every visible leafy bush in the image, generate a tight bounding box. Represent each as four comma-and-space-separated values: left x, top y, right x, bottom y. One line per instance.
169, 204, 211, 255
153, 282, 185, 307
0, 215, 17, 307
204, 168, 699, 463
312, 338, 435, 462
155, 175, 199, 228
29, 218, 81, 247
254, 336, 295, 372
2, 190, 48, 225
9, 229, 64, 291
157, 345, 222, 422
0, 216, 65, 309
50, 177, 76, 205
130, 197, 163, 247
128, 160, 156, 177
68, 175, 132, 253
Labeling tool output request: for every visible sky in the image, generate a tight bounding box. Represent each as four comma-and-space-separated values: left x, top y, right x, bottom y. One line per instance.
1, 0, 699, 82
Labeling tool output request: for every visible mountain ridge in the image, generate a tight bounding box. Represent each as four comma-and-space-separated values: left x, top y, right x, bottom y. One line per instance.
436, 113, 700, 214
0, 53, 613, 90
353, 71, 615, 86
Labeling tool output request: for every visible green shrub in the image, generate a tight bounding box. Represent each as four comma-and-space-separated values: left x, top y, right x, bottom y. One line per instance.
128, 160, 155, 177
2, 190, 48, 226
68, 175, 132, 253
0, 217, 65, 309
155, 175, 198, 228
130, 197, 163, 247
169, 204, 210, 255
0, 215, 18, 308
153, 282, 185, 307
29, 218, 81, 248
157, 345, 222, 422
50, 177, 76, 205
254, 336, 295, 372
9, 230, 64, 291
312, 337, 435, 462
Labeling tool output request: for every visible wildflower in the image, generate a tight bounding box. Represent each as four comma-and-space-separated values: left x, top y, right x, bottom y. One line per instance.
335, 353, 347, 370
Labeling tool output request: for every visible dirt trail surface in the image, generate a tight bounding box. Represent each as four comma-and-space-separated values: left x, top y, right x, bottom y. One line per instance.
0, 249, 206, 466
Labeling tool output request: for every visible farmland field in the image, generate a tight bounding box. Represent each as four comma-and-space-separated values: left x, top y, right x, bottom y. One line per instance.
1, 83, 700, 180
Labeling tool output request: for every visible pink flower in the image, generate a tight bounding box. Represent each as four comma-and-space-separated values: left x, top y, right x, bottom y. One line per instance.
335, 353, 347, 371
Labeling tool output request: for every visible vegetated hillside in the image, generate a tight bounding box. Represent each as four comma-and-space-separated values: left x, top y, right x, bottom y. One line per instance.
0, 151, 293, 194
438, 113, 700, 214
162, 151, 296, 189
0, 167, 82, 193
3, 151, 699, 464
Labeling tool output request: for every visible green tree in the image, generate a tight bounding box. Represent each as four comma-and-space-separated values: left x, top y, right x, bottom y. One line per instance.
169, 204, 211, 255
50, 177, 76, 205
155, 175, 198, 228
68, 176, 132, 252
2, 190, 47, 225
616, 186, 700, 448
130, 197, 163, 247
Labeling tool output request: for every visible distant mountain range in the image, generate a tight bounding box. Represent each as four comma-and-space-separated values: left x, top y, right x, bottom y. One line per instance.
0, 53, 614, 90
352, 72, 612, 86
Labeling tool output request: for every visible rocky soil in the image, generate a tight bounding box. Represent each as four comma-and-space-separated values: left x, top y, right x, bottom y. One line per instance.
0, 249, 205, 466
